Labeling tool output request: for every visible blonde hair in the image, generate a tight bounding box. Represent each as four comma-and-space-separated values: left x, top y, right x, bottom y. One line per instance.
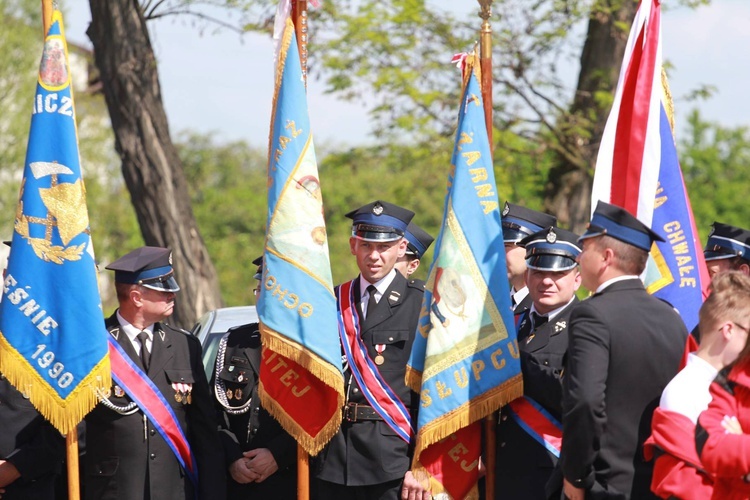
698, 271, 750, 344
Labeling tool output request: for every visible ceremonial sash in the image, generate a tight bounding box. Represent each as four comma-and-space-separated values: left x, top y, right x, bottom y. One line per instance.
108, 337, 198, 487
336, 280, 413, 442
507, 396, 562, 457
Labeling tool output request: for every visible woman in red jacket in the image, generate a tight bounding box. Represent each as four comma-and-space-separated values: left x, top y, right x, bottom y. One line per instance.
696, 276, 750, 500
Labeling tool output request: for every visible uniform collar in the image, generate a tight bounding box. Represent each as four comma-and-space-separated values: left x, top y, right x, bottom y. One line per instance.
359, 269, 397, 299
116, 310, 154, 343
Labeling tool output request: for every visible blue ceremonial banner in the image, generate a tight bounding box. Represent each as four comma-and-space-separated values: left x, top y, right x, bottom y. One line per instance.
258, 13, 344, 455
644, 103, 709, 332
406, 55, 523, 498
0, 10, 110, 434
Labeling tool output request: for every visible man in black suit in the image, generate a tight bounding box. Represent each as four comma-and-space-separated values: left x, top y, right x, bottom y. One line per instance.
560, 202, 688, 500
315, 200, 428, 500
501, 202, 557, 314
496, 226, 581, 499
84, 246, 225, 500
212, 257, 296, 498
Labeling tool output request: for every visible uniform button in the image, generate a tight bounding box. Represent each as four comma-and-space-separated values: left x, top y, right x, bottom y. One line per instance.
180, 377, 185, 381
353, 388, 359, 393
543, 361, 549, 365
254, 407, 260, 413
388, 337, 394, 341
501, 415, 507, 422
150, 429, 156, 436
252, 429, 258, 435
150, 453, 156, 460
500, 442, 506, 448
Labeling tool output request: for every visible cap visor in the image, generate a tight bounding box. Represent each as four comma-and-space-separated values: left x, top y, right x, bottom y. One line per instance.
703, 251, 737, 262
141, 275, 180, 292
352, 230, 402, 242
526, 255, 577, 272
503, 227, 533, 244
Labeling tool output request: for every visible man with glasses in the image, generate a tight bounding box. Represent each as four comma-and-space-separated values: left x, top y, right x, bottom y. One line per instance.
84, 246, 224, 500
646, 271, 750, 499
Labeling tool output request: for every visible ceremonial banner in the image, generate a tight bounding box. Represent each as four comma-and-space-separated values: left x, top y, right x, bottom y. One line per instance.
591, 0, 708, 331
0, 10, 110, 434
258, 10, 344, 455
406, 55, 523, 499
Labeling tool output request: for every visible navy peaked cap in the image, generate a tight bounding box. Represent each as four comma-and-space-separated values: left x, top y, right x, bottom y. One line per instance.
520, 226, 581, 272
501, 202, 557, 244
404, 222, 434, 258
704, 222, 750, 261
106, 246, 180, 292
346, 200, 414, 242
579, 201, 664, 251
252, 255, 264, 280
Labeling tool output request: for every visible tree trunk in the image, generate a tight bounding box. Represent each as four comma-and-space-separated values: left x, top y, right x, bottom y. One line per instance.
87, 0, 223, 328
545, 0, 637, 233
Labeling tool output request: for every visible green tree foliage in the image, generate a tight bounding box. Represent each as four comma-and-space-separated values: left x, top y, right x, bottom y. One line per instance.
679, 109, 750, 240
178, 132, 268, 306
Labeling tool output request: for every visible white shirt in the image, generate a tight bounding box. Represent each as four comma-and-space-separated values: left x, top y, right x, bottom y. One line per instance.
659, 353, 718, 424
529, 296, 576, 324
511, 286, 529, 311
116, 310, 153, 356
359, 269, 397, 318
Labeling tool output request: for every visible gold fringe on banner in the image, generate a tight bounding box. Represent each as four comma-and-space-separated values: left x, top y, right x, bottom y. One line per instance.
0, 333, 110, 435
411, 373, 523, 462
258, 324, 344, 455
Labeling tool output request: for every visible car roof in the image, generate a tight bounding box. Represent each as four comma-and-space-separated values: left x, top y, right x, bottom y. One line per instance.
204, 305, 258, 335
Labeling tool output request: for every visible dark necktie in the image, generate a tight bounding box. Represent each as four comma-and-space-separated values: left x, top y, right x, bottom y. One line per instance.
531, 312, 548, 329
137, 331, 151, 371
366, 285, 379, 318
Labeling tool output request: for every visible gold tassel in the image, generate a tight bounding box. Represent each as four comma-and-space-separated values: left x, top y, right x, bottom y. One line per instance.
0, 332, 111, 435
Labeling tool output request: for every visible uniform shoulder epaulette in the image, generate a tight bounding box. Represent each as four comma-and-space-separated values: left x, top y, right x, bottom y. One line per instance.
164, 322, 192, 337
408, 279, 426, 290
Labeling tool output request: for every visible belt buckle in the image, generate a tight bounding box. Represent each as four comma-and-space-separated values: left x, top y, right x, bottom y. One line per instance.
345, 403, 358, 422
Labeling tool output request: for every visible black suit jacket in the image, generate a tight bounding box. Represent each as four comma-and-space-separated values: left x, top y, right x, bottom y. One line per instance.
495, 298, 578, 500
0, 376, 64, 499
559, 279, 687, 499
315, 272, 423, 486
84, 312, 225, 500
212, 323, 296, 498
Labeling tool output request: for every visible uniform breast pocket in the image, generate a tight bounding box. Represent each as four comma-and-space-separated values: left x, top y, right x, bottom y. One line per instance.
371, 330, 410, 369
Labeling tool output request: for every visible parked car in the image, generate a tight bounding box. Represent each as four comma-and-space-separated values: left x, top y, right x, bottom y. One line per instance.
191, 305, 258, 379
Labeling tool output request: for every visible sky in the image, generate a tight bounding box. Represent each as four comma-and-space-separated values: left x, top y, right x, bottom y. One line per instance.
62, 1, 750, 148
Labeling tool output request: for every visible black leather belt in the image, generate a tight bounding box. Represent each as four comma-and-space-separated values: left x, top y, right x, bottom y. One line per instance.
343, 403, 383, 422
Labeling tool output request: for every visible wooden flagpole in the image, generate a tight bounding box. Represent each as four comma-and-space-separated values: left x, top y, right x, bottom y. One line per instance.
41, 2, 82, 499
290, 3, 311, 497
41, 0, 53, 37
478, 1, 497, 499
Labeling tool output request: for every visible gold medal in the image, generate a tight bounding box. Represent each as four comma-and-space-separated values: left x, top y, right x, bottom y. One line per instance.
226, 389, 233, 400
175, 391, 183, 403
235, 388, 243, 400
186, 392, 192, 404
114, 386, 125, 398
374, 354, 385, 365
